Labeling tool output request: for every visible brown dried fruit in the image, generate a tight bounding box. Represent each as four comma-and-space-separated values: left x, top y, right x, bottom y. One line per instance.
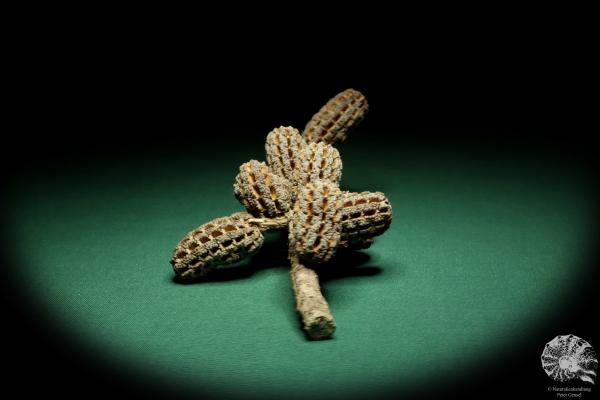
298, 141, 342, 186
234, 160, 293, 218
289, 179, 342, 264
170, 212, 264, 280
339, 191, 392, 248
303, 88, 368, 145
265, 126, 305, 188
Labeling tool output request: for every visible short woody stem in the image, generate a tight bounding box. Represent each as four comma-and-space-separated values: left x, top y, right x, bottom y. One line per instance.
289, 253, 336, 340
248, 216, 289, 232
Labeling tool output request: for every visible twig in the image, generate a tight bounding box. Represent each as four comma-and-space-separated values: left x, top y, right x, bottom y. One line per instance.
289, 253, 336, 340
247, 216, 289, 232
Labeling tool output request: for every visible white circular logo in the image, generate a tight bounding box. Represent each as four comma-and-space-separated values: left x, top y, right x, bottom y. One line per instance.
541, 334, 597, 384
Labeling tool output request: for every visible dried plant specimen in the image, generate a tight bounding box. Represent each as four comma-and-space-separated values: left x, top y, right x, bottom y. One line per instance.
169, 88, 391, 340
339, 191, 392, 249
171, 212, 264, 280
297, 142, 342, 186
265, 126, 305, 190
303, 88, 368, 145
289, 254, 335, 340
289, 179, 342, 264
234, 160, 293, 218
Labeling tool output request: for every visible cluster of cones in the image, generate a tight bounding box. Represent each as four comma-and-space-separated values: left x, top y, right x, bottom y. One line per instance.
170, 89, 392, 339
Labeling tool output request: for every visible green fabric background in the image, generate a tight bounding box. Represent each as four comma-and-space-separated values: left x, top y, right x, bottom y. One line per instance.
5, 134, 596, 399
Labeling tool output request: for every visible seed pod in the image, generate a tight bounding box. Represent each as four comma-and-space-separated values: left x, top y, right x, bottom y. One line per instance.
298, 141, 342, 186
234, 160, 293, 218
303, 88, 368, 145
289, 179, 342, 264
265, 126, 305, 188
170, 212, 264, 280
339, 191, 392, 247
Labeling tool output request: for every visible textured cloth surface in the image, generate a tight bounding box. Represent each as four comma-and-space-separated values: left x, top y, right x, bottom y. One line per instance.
5, 134, 596, 399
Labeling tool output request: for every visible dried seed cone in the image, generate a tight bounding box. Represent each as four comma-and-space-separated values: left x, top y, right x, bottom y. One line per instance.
303, 88, 368, 145
265, 126, 305, 188
234, 160, 293, 218
170, 212, 264, 280
289, 179, 342, 264
290, 253, 336, 340
339, 191, 392, 248
298, 142, 342, 186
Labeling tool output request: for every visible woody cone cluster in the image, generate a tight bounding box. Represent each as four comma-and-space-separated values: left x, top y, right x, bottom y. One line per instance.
170, 89, 391, 340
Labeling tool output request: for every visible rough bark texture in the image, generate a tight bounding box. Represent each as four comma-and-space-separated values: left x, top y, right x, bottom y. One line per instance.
247, 216, 289, 232
290, 253, 336, 340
